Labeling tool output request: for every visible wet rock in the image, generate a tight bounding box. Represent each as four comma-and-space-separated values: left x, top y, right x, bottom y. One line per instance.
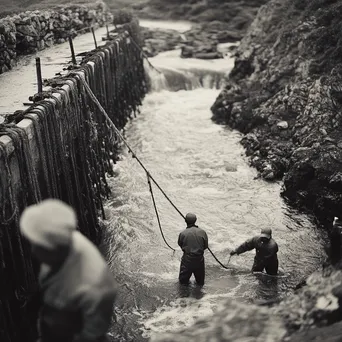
274, 268, 342, 334
193, 51, 223, 60
277, 121, 288, 129
140, 27, 183, 57
181, 45, 194, 58
180, 25, 224, 60
289, 321, 342, 342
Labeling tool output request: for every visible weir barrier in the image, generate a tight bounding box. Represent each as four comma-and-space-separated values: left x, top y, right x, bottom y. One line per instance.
0, 16, 147, 342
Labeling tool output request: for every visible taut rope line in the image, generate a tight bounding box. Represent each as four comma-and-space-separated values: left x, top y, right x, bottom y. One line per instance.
76, 73, 230, 269
147, 173, 176, 252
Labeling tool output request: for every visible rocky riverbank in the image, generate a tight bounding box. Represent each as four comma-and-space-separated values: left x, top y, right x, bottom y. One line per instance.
0, 2, 112, 74
140, 25, 225, 60
140, 26, 183, 57
211, 0, 342, 223
151, 266, 342, 341
106, 0, 268, 60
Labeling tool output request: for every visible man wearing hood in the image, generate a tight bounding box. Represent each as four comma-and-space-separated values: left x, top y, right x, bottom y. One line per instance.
20, 199, 117, 342
230, 228, 279, 275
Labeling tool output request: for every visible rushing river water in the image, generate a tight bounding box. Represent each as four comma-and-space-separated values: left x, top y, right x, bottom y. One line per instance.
0, 17, 328, 341
102, 21, 327, 341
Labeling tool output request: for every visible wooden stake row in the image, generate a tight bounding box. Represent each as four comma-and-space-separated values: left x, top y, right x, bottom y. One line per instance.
32, 27, 102, 99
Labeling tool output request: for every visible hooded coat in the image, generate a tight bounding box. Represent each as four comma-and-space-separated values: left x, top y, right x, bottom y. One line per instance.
235, 236, 279, 275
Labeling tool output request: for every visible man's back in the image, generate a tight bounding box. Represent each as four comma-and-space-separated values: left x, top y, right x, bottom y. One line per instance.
39, 231, 117, 310
254, 237, 278, 259
178, 226, 208, 255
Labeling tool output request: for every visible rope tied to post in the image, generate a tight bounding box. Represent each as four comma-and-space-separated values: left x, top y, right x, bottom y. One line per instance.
76, 73, 230, 269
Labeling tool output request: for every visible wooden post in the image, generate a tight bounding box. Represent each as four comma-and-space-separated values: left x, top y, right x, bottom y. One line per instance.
68, 36, 77, 65
91, 27, 98, 49
106, 25, 110, 40
35, 57, 43, 93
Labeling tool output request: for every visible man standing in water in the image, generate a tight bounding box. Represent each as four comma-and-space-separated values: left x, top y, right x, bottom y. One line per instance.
230, 228, 279, 275
178, 213, 209, 286
20, 199, 117, 342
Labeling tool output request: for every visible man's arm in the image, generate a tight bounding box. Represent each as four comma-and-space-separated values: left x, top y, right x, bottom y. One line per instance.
75, 288, 116, 342
234, 237, 257, 255
178, 233, 183, 248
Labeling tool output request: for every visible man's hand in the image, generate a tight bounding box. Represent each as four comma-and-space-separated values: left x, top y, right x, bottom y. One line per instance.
230, 250, 237, 256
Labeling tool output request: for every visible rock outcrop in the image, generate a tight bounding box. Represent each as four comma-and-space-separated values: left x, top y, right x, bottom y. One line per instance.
106, 0, 268, 59
211, 0, 342, 222
140, 26, 183, 57
0, 2, 112, 74
151, 298, 287, 342
151, 267, 342, 341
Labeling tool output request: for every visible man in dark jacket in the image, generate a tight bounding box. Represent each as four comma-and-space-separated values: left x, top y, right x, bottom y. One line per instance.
178, 213, 208, 286
230, 228, 279, 275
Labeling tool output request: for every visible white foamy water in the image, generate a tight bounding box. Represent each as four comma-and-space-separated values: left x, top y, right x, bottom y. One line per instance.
139, 19, 192, 32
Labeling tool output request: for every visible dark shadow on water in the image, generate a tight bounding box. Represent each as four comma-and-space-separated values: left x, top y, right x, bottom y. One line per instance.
254, 273, 280, 300
177, 282, 205, 300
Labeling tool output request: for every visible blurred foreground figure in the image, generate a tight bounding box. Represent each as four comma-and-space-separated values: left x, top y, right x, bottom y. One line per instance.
178, 213, 208, 286
230, 228, 279, 275
20, 199, 117, 342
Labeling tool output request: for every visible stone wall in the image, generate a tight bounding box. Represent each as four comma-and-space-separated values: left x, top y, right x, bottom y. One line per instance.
0, 16, 146, 342
0, 1, 112, 74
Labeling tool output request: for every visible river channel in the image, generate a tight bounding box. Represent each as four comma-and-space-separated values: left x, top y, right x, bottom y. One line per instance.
103, 20, 327, 341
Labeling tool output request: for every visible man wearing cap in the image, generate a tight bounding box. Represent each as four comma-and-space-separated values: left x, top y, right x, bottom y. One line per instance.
20, 199, 117, 342
178, 213, 209, 286
230, 228, 279, 275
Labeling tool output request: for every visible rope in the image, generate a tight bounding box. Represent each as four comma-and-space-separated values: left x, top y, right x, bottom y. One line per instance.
146, 173, 176, 252
207, 248, 230, 269
76, 74, 230, 269
75, 72, 184, 218
128, 34, 163, 75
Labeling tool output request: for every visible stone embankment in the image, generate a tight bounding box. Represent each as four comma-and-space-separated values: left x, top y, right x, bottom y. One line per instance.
152, 266, 342, 342
141, 23, 234, 60
0, 2, 112, 74
211, 0, 342, 222
110, 0, 268, 60
0, 7, 145, 342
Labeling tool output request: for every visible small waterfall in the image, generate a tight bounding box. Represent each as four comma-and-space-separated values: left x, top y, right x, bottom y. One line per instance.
144, 49, 234, 92
145, 64, 227, 92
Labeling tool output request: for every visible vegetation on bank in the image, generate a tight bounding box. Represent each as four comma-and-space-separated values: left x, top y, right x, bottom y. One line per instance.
0, 0, 93, 18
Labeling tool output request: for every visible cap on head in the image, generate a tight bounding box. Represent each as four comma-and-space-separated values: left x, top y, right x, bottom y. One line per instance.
185, 213, 197, 225
260, 228, 272, 239
20, 199, 77, 250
